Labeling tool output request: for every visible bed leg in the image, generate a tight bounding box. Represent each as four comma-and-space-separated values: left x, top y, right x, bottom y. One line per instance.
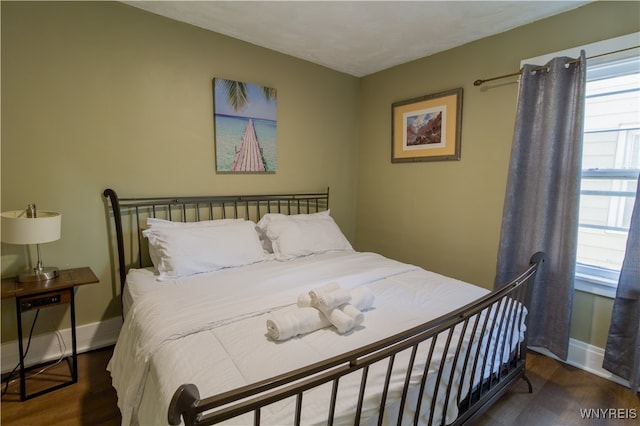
168, 383, 200, 425
521, 374, 533, 393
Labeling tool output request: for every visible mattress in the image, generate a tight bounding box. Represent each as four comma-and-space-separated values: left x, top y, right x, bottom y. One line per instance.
108, 251, 524, 426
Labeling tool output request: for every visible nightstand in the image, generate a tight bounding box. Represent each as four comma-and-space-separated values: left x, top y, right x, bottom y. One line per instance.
1, 267, 99, 400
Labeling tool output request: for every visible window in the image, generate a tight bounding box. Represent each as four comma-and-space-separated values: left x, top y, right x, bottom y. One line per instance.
576, 56, 640, 297
523, 33, 640, 298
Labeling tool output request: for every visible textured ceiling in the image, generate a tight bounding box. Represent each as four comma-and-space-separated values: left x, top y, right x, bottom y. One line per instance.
124, 1, 591, 77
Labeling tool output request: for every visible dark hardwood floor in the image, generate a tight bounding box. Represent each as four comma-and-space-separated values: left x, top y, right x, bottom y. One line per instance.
1, 347, 637, 425
1, 346, 120, 426
476, 352, 639, 425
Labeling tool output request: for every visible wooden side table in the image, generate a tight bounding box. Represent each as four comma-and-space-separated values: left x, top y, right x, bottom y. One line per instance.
1, 267, 99, 400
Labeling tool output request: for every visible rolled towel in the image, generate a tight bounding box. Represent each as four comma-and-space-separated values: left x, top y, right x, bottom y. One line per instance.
297, 282, 340, 307
310, 288, 351, 310
350, 286, 375, 311
266, 307, 331, 341
339, 304, 364, 327
319, 306, 355, 334
297, 293, 312, 308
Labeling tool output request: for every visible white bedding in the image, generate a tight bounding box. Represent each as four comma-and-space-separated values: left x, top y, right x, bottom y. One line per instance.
108, 251, 524, 426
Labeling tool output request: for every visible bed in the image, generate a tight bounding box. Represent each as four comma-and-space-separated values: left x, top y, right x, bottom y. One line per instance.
102, 188, 544, 426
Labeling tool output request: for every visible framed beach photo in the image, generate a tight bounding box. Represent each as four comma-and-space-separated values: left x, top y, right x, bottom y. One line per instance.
213, 78, 277, 173
391, 88, 462, 163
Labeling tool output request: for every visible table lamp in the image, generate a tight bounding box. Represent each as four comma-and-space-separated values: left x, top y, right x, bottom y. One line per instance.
1, 204, 62, 282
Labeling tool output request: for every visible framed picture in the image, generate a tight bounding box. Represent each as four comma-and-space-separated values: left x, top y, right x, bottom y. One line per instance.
391, 88, 462, 163
213, 78, 277, 173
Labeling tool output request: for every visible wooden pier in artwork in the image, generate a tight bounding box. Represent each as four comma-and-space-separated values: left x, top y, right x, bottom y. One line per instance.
231, 119, 266, 172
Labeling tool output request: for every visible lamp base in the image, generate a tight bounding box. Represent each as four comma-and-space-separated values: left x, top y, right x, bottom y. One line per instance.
17, 267, 59, 283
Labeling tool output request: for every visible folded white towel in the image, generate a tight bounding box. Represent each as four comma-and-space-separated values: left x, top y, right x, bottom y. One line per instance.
297, 293, 312, 308
266, 307, 331, 341
339, 304, 364, 326
298, 282, 340, 307
340, 303, 364, 326
318, 306, 355, 334
350, 286, 375, 311
310, 288, 351, 310
271, 284, 375, 340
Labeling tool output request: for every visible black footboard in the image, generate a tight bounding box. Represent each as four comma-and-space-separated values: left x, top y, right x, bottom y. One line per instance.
168, 252, 544, 426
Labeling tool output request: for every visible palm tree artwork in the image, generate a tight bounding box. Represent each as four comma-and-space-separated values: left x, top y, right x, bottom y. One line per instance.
213, 78, 277, 173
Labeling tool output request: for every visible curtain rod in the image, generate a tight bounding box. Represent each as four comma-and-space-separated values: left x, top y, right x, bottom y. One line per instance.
473, 45, 640, 86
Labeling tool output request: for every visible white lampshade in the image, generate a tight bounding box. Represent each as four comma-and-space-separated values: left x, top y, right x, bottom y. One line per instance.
1, 210, 61, 244
1, 208, 62, 282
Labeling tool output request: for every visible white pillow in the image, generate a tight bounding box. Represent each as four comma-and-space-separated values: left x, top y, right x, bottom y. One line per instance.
142, 220, 265, 281
145, 218, 245, 268
256, 210, 331, 252
257, 211, 353, 260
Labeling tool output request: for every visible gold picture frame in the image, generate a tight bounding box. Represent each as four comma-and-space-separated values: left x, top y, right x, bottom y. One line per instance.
391, 88, 462, 162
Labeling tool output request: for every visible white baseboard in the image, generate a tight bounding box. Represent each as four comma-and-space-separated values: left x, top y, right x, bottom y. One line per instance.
1, 316, 122, 374
530, 338, 630, 388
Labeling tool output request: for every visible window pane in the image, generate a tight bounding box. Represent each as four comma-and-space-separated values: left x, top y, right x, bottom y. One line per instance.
577, 228, 629, 270
577, 57, 639, 273
582, 129, 639, 169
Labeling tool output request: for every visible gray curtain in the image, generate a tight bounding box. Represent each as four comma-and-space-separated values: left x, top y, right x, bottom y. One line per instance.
603, 178, 640, 393
494, 52, 586, 361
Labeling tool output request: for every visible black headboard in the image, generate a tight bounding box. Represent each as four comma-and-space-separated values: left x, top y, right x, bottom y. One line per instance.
103, 188, 330, 292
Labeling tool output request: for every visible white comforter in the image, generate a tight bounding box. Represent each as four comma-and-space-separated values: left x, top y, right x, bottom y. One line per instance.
108, 251, 523, 426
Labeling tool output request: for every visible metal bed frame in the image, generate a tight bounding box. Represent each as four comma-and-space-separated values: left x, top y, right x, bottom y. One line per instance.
103, 187, 544, 426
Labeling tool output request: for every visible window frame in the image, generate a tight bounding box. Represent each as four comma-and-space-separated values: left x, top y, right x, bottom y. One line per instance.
522, 32, 640, 299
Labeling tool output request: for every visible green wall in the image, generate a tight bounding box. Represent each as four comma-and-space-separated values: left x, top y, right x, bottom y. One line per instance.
356, 0, 638, 349
2, 1, 638, 351
0, 1, 359, 341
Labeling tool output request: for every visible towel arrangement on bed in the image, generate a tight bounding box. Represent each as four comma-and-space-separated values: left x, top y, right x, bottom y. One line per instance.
266, 283, 375, 341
